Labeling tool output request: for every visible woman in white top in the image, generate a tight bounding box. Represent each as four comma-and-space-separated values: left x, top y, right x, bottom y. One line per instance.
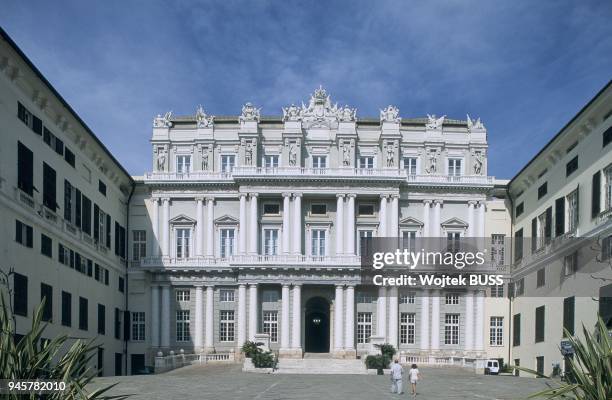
409, 364, 420, 397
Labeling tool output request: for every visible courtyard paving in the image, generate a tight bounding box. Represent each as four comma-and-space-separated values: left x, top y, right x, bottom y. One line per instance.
92, 364, 551, 400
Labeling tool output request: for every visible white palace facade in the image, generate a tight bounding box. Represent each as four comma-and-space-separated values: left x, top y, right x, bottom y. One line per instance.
126, 86, 511, 370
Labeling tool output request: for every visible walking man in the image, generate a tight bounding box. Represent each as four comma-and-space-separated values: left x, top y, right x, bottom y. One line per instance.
390, 359, 403, 394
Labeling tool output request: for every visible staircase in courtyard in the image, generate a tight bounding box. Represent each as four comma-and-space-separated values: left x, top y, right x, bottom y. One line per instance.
275, 354, 368, 375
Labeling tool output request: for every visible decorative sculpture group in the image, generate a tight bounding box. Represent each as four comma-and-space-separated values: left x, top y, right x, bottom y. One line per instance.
380, 105, 400, 123
153, 111, 173, 128
426, 114, 445, 130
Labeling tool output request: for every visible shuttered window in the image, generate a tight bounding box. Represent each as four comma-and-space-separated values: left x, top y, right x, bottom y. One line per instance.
592, 171, 601, 218
17, 142, 34, 196
535, 306, 545, 343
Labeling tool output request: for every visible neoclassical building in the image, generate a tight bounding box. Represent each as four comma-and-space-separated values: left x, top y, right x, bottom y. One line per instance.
126, 87, 510, 370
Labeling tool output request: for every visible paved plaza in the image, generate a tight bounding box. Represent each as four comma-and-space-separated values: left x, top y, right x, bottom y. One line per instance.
92, 364, 551, 399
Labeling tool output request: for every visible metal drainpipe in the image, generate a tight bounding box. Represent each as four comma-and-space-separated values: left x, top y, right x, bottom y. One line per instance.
507, 185, 514, 368
124, 183, 135, 375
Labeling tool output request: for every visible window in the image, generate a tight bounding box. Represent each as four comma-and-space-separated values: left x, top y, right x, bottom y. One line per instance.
114, 308, 122, 339
40, 283, 53, 322
132, 230, 146, 261
311, 229, 326, 257
490, 317, 504, 346
513, 313, 521, 346
176, 155, 191, 173
399, 292, 415, 304
311, 204, 327, 215
18, 102, 32, 127
605, 165, 612, 211
132, 312, 145, 341
220, 289, 235, 302
491, 284, 504, 298
15, 220, 33, 248
564, 251, 578, 276
567, 189, 579, 232
358, 203, 374, 216
602, 235, 612, 261
64, 180, 73, 222
98, 180, 107, 196
536, 356, 544, 375
592, 171, 601, 218
13, 273, 28, 317
400, 313, 416, 344
312, 155, 327, 169
176, 310, 190, 342
262, 311, 278, 342
97, 348, 104, 377
219, 310, 235, 342
64, 147, 75, 167
220, 229, 235, 258
263, 203, 280, 215
491, 234, 505, 265
444, 314, 459, 345
514, 278, 525, 297
264, 155, 279, 168
94, 205, 108, 244
262, 290, 279, 303
448, 159, 462, 176
538, 182, 548, 199
263, 229, 279, 256
220, 155, 235, 173
79, 297, 88, 330
535, 306, 545, 343
514, 228, 523, 261
515, 202, 524, 217
17, 142, 34, 195
176, 228, 191, 259
176, 289, 190, 302
563, 296, 575, 337
532, 208, 552, 251
357, 230, 374, 255
32, 115, 42, 135
104, 270, 109, 285
81, 195, 92, 235
40, 234, 52, 258
357, 312, 372, 344
98, 304, 106, 335
445, 294, 459, 305
43, 127, 63, 155
403, 157, 417, 175
447, 232, 461, 253
566, 156, 578, 177
603, 126, 612, 147
118, 277, 125, 293
61, 291, 72, 327
536, 268, 546, 288
358, 156, 374, 169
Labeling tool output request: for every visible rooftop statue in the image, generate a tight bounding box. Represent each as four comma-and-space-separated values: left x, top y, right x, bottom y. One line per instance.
380, 105, 400, 123
153, 111, 173, 128
426, 114, 446, 130
195, 105, 214, 128
240, 102, 261, 123
466, 114, 485, 131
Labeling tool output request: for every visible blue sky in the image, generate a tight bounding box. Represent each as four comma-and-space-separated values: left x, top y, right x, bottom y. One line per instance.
2, 1, 611, 178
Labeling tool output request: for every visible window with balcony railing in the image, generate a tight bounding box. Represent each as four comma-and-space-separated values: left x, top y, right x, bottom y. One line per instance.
263, 229, 279, 256
221, 155, 235, 173
176, 155, 191, 174
312, 155, 327, 169
403, 157, 417, 175
264, 155, 279, 168
176, 229, 191, 259
311, 229, 326, 257
220, 229, 235, 258
358, 156, 374, 169
448, 158, 462, 177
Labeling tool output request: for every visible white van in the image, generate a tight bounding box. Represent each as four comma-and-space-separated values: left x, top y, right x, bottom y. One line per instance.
484, 359, 500, 375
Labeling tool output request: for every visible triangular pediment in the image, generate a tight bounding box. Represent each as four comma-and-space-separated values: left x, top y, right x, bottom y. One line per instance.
399, 217, 424, 226
169, 214, 196, 224
441, 217, 468, 228
214, 214, 239, 224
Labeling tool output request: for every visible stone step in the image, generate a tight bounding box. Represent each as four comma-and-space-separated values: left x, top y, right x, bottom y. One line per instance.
275, 358, 367, 375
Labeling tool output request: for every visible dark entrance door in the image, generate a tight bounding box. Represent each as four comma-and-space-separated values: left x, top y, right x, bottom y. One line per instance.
304, 297, 330, 353
131, 354, 145, 375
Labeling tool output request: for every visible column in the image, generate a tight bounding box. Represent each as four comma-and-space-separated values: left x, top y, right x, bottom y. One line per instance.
377, 286, 387, 339
422, 200, 431, 237
344, 285, 355, 351
390, 194, 399, 237
292, 194, 302, 255
248, 194, 258, 255
237, 284, 247, 346
160, 285, 170, 348
194, 285, 204, 350
345, 194, 356, 255
464, 290, 474, 351
239, 194, 247, 254
388, 286, 399, 349
205, 285, 214, 349
379, 195, 388, 237
152, 198, 159, 257
336, 195, 344, 255
475, 290, 485, 351
430, 290, 440, 351
196, 198, 204, 256
420, 290, 430, 351
162, 198, 170, 256
477, 202, 486, 238
291, 285, 302, 350
281, 284, 290, 349
248, 284, 258, 340
467, 201, 476, 237
206, 197, 214, 257
433, 200, 441, 237
334, 285, 344, 351
151, 285, 160, 347
282, 193, 291, 255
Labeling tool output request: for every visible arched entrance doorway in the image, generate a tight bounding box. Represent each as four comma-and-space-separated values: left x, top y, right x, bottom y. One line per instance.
304, 297, 330, 353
